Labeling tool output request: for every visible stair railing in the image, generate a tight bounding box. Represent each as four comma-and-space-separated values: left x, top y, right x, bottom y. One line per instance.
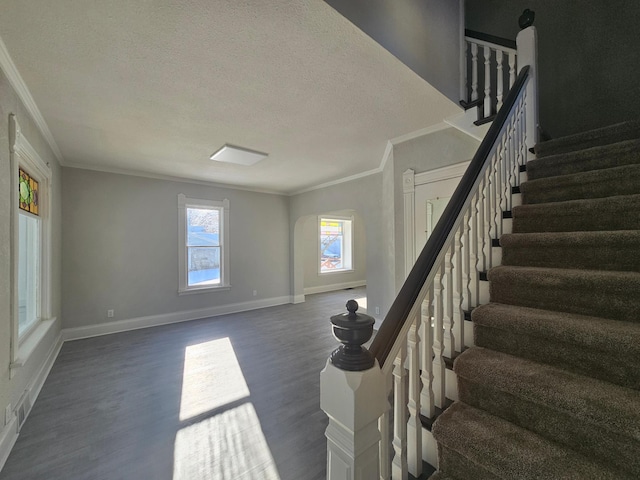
462, 30, 518, 124
321, 26, 538, 480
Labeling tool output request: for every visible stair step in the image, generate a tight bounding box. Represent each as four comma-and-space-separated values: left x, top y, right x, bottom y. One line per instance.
534, 119, 640, 158
454, 347, 640, 477
471, 303, 640, 389
526, 138, 640, 180
512, 193, 640, 233
521, 163, 640, 204
500, 230, 640, 271
488, 265, 640, 322
427, 473, 458, 480
432, 402, 628, 479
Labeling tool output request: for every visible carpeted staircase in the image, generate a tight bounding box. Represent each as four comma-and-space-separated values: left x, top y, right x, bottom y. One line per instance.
429, 120, 640, 479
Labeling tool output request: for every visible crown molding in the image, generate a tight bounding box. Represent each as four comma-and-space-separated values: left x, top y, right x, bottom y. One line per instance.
0, 35, 64, 165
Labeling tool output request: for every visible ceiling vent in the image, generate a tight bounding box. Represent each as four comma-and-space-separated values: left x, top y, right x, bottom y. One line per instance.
210, 144, 268, 166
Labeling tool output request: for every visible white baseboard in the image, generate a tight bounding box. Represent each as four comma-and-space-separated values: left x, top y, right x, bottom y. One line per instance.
291, 294, 305, 304
303, 281, 366, 296
1, 331, 63, 472
0, 416, 18, 473
29, 332, 64, 405
62, 296, 292, 341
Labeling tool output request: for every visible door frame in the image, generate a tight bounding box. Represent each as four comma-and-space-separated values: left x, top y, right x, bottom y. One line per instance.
403, 161, 470, 278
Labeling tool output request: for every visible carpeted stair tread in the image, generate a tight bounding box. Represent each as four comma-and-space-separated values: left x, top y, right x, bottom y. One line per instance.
512, 193, 640, 233
471, 303, 640, 388
500, 230, 640, 271
534, 120, 640, 158
427, 473, 459, 480
527, 138, 640, 180
520, 163, 640, 204
488, 265, 640, 322
454, 348, 640, 477
431, 402, 627, 479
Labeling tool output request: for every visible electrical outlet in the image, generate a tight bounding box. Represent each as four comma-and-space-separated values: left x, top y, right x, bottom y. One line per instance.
5, 404, 11, 426
375, 307, 380, 315
252, 290, 257, 297
107, 309, 114, 318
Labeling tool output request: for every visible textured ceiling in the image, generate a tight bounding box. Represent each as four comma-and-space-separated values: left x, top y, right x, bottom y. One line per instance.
0, 1, 460, 194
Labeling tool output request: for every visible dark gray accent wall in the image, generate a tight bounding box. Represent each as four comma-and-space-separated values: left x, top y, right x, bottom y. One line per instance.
466, 0, 640, 138
325, 0, 462, 103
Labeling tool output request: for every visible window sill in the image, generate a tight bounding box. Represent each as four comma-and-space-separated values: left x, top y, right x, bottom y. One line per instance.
10, 317, 57, 378
319, 269, 355, 276
178, 284, 231, 296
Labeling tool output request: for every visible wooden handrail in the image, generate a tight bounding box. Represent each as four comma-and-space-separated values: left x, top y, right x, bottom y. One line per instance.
465, 29, 517, 50
369, 65, 531, 368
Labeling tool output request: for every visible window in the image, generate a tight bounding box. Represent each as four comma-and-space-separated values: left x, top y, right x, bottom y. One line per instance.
178, 195, 229, 294
10, 115, 52, 368
319, 216, 353, 273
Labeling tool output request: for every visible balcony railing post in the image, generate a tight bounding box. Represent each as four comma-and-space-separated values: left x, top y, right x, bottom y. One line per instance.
321, 301, 389, 480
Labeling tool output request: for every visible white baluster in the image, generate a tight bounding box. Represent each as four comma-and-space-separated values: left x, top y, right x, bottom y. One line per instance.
483, 46, 492, 117
443, 245, 454, 358
496, 50, 504, 110
476, 177, 487, 274
508, 51, 517, 89
419, 292, 434, 419
379, 376, 392, 480
407, 316, 422, 477
392, 345, 408, 480
471, 42, 479, 102
493, 140, 504, 240
483, 168, 493, 268
453, 226, 464, 353
468, 200, 479, 308
433, 263, 446, 409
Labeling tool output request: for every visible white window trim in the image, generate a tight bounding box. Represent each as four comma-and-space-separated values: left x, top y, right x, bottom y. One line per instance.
178, 194, 230, 295
318, 215, 354, 275
9, 115, 54, 376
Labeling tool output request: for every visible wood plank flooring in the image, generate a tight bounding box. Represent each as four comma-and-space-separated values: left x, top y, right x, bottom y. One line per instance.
1, 288, 367, 480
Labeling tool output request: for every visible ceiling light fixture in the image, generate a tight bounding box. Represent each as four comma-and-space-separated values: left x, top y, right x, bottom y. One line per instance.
209, 144, 268, 166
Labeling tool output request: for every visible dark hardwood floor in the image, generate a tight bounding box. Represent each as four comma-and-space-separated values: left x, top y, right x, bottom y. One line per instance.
1, 288, 367, 480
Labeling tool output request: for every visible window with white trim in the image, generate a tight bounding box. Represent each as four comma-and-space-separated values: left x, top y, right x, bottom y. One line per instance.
319, 216, 353, 273
178, 194, 230, 294
10, 115, 52, 364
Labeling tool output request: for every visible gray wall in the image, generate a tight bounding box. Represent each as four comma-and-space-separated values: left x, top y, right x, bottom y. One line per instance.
466, 0, 640, 138
290, 173, 391, 319
325, 0, 463, 103
61, 168, 290, 329
392, 127, 479, 289
0, 70, 63, 424
301, 210, 366, 292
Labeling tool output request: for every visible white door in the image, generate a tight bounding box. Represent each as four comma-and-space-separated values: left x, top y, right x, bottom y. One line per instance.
414, 176, 461, 255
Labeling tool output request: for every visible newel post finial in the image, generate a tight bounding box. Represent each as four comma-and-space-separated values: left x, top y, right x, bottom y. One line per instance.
329, 300, 375, 371
320, 300, 388, 480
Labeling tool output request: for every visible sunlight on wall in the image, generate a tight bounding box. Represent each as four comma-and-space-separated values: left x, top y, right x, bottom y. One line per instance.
174, 402, 281, 479
179, 337, 250, 421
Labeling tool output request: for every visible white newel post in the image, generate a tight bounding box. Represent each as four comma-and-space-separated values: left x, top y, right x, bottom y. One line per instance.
321, 300, 388, 480
516, 26, 538, 154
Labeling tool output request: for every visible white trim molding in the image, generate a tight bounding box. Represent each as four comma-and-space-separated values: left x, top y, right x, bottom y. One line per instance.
9, 115, 54, 372
414, 160, 471, 187
0, 415, 18, 473
0, 37, 63, 163
403, 169, 416, 278
303, 280, 366, 296
62, 296, 292, 341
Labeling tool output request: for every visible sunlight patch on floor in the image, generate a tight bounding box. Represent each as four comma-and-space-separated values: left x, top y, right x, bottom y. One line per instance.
179, 337, 250, 421
174, 402, 281, 480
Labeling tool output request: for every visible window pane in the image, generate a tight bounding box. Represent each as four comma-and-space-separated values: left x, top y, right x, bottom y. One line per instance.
320, 219, 345, 272
18, 214, 40, 336
187, 208, 219, 246
188, 247, 221, 286
19, 168, 39, 215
